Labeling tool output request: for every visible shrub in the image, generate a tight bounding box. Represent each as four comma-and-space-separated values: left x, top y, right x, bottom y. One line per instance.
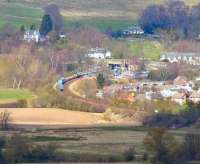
123, 147, 135, 161
32, 86, 105, 113
144, 102, 200, 128
17, 99, 27, 108
143, 152, 148, 161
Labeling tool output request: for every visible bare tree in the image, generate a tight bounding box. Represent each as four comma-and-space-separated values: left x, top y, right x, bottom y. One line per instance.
68, 26, 107, 47
0, 110, 11, 130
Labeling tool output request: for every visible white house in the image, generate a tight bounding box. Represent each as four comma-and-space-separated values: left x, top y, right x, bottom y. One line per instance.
87, 48, 111, 59
160, 89, 178, 98
24, 30, 40, 43
160, 52, 200, 65
123, 26, 144, 36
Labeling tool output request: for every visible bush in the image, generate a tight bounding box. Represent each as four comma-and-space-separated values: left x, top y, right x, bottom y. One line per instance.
143, 152, 148, 161
3, 134, 61, 163
0, 99, 27, 108
32, 86, 105, 113
17, 99, 27, 108
57, 152, 124, 162
144, 102, 200, 128
123, 147, 135, 161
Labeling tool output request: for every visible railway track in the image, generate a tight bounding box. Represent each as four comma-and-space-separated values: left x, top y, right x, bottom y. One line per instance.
63, 77, 147, 125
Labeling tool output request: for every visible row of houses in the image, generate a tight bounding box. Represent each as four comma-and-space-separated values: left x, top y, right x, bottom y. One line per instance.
88, 49, 200, 68
160, 52, 200, 65
172, 91, 200, 105
139, 76, 200, 105
101, 75, 200, 104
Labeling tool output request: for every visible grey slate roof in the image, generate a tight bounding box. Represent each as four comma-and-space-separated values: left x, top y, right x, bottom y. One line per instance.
162, 52, 200, 58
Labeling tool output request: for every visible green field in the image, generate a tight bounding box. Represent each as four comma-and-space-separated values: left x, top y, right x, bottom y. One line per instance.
0, 2, 42, 28
0, 89, 33, 102
0, 0, 198, 31
129, 40, 163, 60
63, 18, 136, 32
0, 0, 165, 31
110, 39, 163, 60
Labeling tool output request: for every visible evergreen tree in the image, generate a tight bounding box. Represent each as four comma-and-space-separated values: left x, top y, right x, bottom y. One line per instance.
30, 24, 36, 31
97, 73, 105, 89
20, 25, 25, 32
39, 14, 53, 36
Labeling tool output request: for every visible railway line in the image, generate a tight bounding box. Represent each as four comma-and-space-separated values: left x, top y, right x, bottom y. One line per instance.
55, 73, 147, 125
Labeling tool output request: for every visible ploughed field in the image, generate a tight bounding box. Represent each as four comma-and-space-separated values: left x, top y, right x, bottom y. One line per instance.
0, 108, 103, 125
0, 108, 137, 127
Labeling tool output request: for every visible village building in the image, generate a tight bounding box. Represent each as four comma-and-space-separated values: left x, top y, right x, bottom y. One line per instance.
171, 92, 187, 105
87, 48, 111, 59
24, 30, 40, 43
106, 58, 141, 71
146, 61, 168, 70
116, 91, 135, 103
133, 71, 149, 80
96, 90, 104, 99
123, 84, 135, 92
160, 89, 178, 98
188, 91, 200, 103
173, 76, 188, 86
173, 76, 193, 92
145, 91, 163, 101
122, 25, 144, 37
172, 91, 200, 104
160, 52, 200, 65
195, 76, 200, 81
103, 84, 123, 96
59, 33, 66, 39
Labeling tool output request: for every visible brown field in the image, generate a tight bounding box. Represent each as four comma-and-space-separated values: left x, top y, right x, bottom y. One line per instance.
0, 108, 103, 125
0, 108, 138, 127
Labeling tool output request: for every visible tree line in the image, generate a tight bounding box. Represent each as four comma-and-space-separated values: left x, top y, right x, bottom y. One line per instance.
144, 127, 200, 164
140, 1, 200, 39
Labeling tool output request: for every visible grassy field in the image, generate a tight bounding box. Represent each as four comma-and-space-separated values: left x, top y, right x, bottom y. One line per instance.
0, 89, 33, 102
110, 39, 163, 60
1, 125, 198, 163
0, 0, 165, 31
0, 0, 199, 31
128, 40, 163, 60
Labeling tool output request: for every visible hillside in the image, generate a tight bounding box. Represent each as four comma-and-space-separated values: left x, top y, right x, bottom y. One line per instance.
0, 0, 166, 31
1, 0, 199, 31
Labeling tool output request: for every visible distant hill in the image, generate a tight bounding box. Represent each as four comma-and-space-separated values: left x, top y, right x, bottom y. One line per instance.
0, 0, 199, 31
